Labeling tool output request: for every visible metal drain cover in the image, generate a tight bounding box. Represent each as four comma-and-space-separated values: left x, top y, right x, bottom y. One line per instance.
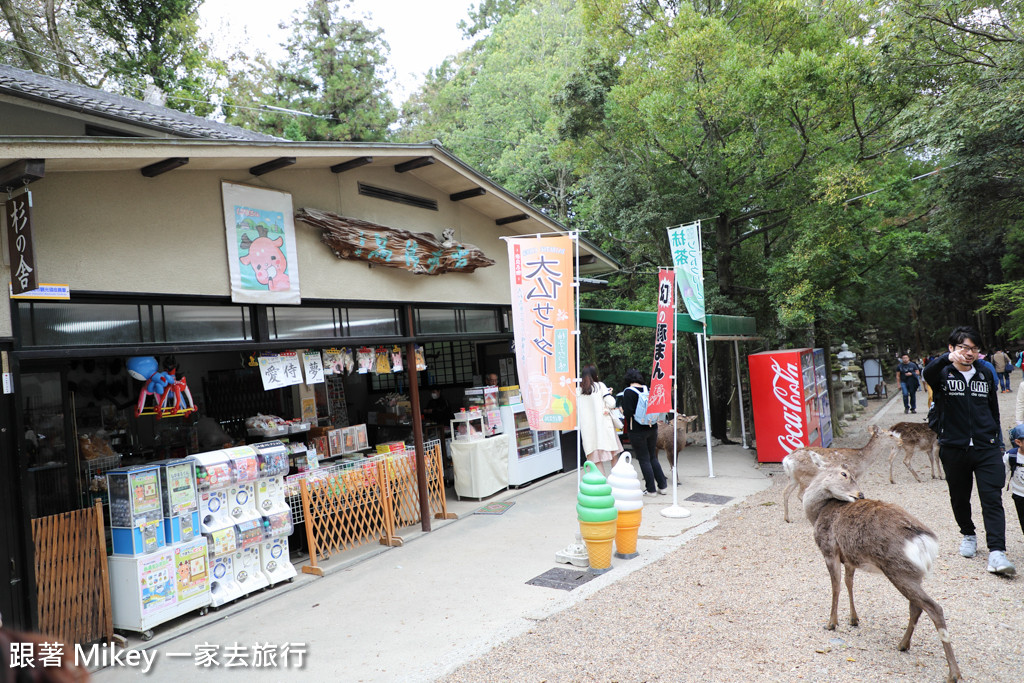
684, 492, 734, 505
526, 567, 596, 591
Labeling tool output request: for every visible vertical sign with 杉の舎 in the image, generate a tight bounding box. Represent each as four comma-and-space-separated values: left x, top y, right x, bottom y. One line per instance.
6, 192, 38, 295
507, 235, 576, 431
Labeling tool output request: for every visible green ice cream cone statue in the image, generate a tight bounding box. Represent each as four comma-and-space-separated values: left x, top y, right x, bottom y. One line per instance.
577, 461, 618, 574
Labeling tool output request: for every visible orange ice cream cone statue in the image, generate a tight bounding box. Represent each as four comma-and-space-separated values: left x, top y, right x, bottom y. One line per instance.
609, 453, 643, 559
577, 461, 618, 574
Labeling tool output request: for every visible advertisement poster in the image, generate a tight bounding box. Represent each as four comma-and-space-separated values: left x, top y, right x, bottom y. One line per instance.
667, 221, 705, 323
222, 182, 301, 305
166, 464, 197, 515
648, 269, 675, 413
507, 235, 576, 431
131, 470, 161, 515
140, 551, 176, 615
174, 541, 209, 601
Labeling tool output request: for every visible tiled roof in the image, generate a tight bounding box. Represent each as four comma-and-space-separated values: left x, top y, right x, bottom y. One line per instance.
0, 64, 279, 141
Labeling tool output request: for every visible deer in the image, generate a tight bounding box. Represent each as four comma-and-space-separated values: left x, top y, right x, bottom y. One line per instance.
886, 421, 942, 484
802, 466, 960, 683
781, 424, 900, 523
655, 414, 699, 480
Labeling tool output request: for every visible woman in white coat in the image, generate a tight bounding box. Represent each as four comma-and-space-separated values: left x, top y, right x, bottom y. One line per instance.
576, 365, 622, 476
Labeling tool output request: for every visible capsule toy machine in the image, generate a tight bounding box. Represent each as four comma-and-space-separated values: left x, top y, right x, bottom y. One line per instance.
252, 440, 296, 585
231, 517, 270, 594
206, 524, 242, 607
228, 448, 262, 525
106, 465, 165, 556
188, 448, 237, 533
153, 459, 199, 544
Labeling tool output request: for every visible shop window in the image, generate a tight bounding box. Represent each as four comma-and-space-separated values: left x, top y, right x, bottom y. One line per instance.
414, 307, 500, 335
370, 340, 475, 391
19, 302, 146, 346
271, 307, 339, 340
344, 308, 401, 337
157, 305, 252, 342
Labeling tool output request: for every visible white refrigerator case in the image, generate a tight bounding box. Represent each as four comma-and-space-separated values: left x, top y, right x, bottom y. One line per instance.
499, 404, 562, 486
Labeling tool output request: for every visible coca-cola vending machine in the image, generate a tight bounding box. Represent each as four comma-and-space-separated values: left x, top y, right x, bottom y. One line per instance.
748, 348, 833, 463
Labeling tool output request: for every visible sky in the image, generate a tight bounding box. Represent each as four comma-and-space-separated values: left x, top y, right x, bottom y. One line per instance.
198, 0, 477, 105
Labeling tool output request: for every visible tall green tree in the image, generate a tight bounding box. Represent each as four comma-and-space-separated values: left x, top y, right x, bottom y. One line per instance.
1, 0, 220, 115
224, 0, 396, 141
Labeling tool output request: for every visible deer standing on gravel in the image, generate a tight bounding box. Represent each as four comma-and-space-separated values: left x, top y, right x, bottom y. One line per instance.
656, 414, 699, 481
802, 466, 960, 683
886, 421, 943, 484
781, 424, 899, 522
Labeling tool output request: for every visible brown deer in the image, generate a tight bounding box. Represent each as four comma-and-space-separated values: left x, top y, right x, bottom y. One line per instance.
802, 466, 960, 683
781, 424, 900, 522
886, 421, 942, 484
656, 414, 699, 479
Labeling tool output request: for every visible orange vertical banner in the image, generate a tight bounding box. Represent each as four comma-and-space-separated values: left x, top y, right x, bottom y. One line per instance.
648, 268, 675, 413
507, 236, 576, 431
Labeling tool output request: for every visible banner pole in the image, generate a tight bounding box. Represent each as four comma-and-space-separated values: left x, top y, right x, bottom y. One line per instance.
698, 324, 715, 477
734, 339, 749, 449
661, 267, 690, 518
574, 231, 582, 488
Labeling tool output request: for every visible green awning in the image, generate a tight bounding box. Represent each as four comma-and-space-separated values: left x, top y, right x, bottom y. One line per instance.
580, 309, 757, 339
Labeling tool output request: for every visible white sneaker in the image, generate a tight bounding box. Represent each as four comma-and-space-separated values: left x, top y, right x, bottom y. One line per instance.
959, 535, 977, 558
987, 551, 1016, 576
657, 487, 668, 495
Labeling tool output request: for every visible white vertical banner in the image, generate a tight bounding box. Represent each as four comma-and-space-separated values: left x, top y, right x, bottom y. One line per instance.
666, 221, 705, 323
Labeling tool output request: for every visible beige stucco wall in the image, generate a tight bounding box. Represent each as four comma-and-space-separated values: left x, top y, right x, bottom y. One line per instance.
1, 164, 513, 338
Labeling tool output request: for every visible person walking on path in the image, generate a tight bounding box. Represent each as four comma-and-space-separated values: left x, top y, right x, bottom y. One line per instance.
896, 353, 922, 414
1004, 424, 1024, 538
620, 368, 668, 496
923, 325, 1015, 576
576, 365, 622, 477
991, 348, 1013, 393
1016, 378, 1024, 426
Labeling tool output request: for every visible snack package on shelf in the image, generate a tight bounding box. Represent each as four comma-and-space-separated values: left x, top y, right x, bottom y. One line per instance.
245, 413, 288, 437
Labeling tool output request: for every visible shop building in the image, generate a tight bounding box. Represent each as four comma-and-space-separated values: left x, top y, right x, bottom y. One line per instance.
0, 65, 617, 629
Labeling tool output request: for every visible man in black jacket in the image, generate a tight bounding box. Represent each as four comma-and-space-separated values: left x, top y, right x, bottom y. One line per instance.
923, 325, 1015, 576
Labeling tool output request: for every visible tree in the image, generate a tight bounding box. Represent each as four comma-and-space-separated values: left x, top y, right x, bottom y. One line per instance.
223, 0, 396, 141
1, 0, 220, 115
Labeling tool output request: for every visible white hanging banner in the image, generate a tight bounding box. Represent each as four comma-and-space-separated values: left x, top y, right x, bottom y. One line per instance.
667, 221, 705, 323
258, 352, 303, 391
302, 350, 325, 385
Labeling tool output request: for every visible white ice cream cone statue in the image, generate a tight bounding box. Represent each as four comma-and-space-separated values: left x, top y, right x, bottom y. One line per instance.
608, 453, 643, 558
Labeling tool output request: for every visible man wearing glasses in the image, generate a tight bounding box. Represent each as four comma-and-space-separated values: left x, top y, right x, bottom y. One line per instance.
924, 326, 1015, 576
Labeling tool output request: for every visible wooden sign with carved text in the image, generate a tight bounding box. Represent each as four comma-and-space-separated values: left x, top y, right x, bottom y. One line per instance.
295, 208, 494, 275
6, 193, 38, 295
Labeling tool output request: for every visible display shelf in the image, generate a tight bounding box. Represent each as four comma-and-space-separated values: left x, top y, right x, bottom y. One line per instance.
498, 404, 561, 486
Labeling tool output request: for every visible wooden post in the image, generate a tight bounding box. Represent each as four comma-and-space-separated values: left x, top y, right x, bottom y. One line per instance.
405, 305, 432, 533
93, 499, 113, 643
299, 479, 324, 577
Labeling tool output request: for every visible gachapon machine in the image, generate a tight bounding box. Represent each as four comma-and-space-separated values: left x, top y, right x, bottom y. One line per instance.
206, 525, 242, 607
253, 440, 292, 534
228, 449, 261, 525
107, 465, 165, 556
232, 522, 269, 594
188, 448, 238, 533
259, 535, 296, 585
153, 459, 200, 544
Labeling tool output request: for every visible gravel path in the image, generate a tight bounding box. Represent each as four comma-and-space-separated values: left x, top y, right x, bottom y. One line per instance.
442, 385, 1024, 682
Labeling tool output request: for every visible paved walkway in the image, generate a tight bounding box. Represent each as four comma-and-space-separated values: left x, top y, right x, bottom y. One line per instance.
94, 440, 773, 681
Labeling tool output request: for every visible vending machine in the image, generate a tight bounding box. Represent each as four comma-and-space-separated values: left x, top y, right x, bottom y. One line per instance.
252, 441, 297, 585
748, 348, 833, 463
107, 463, 210, 638
107, 465, 165, 556
154, 459, 200, 544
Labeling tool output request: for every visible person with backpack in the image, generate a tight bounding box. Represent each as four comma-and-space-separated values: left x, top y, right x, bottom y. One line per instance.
620, 367, 668, 496
923, 325, 1015, 576
991, 348, 1013, 393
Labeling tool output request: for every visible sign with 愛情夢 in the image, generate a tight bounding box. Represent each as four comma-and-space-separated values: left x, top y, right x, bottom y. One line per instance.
507, 235, 576, 431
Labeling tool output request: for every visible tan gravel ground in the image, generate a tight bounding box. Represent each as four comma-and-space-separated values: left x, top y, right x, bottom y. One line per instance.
442, 384, 1024, 682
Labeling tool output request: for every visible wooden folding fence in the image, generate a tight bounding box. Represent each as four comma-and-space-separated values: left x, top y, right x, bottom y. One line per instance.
31, 500, 113, 648
299, 440, 453, 576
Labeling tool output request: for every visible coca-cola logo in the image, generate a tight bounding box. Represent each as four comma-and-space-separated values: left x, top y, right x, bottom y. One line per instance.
771, 358, 805, 454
